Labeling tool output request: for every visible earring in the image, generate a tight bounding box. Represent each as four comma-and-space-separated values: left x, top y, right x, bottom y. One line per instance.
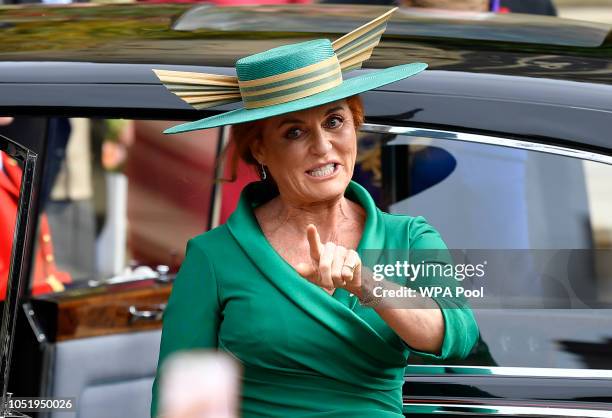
259, 162, 267, 180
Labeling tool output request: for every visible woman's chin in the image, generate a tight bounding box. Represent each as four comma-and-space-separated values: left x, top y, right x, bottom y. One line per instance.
302, 175, 349, 200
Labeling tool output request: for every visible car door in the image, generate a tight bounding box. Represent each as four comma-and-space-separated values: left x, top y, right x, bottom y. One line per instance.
350, 121, 612, 417
0, 112, 225, 418
0, 117, 51, 417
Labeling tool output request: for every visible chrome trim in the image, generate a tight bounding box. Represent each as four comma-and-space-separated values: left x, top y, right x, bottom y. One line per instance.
22, 303, 46, 344
128, 304, 166, 322
88, 266, 158, 287
361, 123, 612, 166
87, 265, 172, 288
404, 403, 611, 417
405, 365, 612, 379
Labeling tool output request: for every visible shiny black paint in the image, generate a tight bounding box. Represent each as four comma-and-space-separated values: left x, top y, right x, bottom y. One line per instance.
403, 374, 612, 408
1, 4, 612, 417
1, 4, 611, 153
0, 4, 611, 84
0, 129, 47, 413
1, 65, 611, 155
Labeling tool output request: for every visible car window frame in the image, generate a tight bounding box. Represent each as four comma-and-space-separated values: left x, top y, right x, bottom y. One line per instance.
0, 132, 44, 415
361, 124, 612, 166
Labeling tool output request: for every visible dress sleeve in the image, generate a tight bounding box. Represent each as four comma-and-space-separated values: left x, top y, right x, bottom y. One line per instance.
403, 216, 479, 361
150, 238, 221, 418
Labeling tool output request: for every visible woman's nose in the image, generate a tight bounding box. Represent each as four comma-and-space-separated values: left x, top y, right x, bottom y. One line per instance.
310, 127, 333, 155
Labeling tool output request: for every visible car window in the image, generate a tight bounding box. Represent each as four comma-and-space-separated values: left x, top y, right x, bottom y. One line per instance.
30, 118, 220, 291
355, 124, 612, 371
0, 146, 23, 298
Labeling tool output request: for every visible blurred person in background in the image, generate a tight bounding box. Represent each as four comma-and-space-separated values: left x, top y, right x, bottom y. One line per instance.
494, 0, 557, 15
399, 0, 557, 16
136, 0, 310, 6
401, 0, 488, 9
0, 117, 71, 299
323, 0, 557, 16
0, 116, 98, 286
46, 118, 98, 282
403, 0, 556, 15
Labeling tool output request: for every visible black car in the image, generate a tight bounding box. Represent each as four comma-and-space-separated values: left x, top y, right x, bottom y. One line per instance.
0, 3, 611, 418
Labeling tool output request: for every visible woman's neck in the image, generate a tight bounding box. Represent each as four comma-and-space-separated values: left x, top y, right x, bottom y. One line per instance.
256, 192, 364, 244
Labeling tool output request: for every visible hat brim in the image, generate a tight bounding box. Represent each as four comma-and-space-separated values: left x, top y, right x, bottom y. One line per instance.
164, 62, 427, 134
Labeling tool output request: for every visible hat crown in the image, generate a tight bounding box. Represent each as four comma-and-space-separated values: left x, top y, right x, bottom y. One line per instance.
236, 39, 335, 82
154, 8, 430, 133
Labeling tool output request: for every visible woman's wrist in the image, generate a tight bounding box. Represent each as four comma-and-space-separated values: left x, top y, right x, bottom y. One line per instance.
355, 267, 384, 308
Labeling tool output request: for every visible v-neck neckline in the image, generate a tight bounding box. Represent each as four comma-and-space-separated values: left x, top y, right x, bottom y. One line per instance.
227, 180, 384, 306
253, 188, 360, 299
225, 181, 407, 364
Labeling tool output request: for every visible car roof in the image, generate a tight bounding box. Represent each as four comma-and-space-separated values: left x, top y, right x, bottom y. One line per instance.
0, 3, 611, 82
1, 4, 612, 155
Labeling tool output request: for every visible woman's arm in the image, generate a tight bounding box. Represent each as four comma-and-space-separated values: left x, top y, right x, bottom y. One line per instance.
151, 239, 221, 418
370, 280, 478, 359
360, 275, 446, 354
366, 216, 479, 359
297, 219, 478, 360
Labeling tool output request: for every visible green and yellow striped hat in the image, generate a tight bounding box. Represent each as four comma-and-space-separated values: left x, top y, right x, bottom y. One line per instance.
153, 8, 426, 134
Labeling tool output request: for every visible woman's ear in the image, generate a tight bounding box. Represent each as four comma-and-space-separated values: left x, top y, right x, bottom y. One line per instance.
249, 135, 265, 164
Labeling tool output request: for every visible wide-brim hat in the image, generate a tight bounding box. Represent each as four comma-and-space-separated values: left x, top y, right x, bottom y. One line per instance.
153, 8, 427, 134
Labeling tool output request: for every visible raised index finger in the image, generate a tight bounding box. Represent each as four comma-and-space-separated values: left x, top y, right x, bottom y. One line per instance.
306, 224, 323, 263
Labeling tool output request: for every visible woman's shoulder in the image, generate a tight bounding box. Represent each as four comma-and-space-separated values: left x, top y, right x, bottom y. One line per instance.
379, 210, 435, 232
186, 223, 234, 255
377, 210, 446, 249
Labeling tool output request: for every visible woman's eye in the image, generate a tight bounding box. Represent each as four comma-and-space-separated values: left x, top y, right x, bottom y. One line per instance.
325, 116, 344, 129
285, 128, 303, 139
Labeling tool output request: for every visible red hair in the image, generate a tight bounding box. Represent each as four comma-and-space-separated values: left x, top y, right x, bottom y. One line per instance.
218, 95, 364, 183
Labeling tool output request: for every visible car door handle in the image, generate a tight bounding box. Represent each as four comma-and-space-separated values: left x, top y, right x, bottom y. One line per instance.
128, 304, 166, 322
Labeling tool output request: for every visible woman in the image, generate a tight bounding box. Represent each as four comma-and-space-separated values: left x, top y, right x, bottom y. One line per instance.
151, 8, 479, 418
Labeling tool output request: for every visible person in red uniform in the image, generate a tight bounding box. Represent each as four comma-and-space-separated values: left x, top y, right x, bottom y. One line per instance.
0, 148, 71, 300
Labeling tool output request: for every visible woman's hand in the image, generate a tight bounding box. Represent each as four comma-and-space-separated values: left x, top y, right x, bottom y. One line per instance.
295, 224, 363, 297
295, 226, 446, 353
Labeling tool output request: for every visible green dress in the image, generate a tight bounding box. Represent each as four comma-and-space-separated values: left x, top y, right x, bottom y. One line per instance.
151, 180, 479, 418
